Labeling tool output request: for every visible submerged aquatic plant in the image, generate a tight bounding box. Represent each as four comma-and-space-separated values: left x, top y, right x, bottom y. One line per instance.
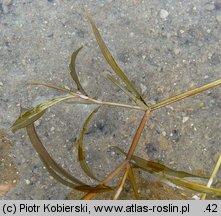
11, 13, 221, 199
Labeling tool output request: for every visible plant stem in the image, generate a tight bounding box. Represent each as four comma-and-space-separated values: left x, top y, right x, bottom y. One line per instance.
82, 160, 128, 200
82, 109, 151, 199
68, 93, 146, 111
113, 164, 130, 200
29, 82, 146, 111
102, 160, 128, 185
151, 79, 221, 111
201, 154, 221, 200
126, 109, 151, 160
84, 97, 146, 111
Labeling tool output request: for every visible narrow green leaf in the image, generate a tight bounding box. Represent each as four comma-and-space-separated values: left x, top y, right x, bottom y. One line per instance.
151, 79, 221, 111
166, 177, 221, 196
128, 166, 140, 199
86, 13, 147, 107
103, 72, 148, 109
40, 157, 109, 192
69, 46, 88, 96
11, 110, 46, 133
39, 156, 107, 193
38, 155, 109, 192
26, 123, 87, 186
77, 106, 101, 180
113, 147, 208, 179
38, 154, 80, 189
132, 155, 208, 179
11, 95, 76, 132
29, 82, 75, 94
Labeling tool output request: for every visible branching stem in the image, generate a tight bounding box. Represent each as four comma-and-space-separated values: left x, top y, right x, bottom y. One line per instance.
82, 109, 151, 199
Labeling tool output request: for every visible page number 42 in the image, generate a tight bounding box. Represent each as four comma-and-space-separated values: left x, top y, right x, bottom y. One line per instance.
204, 204, 218, 213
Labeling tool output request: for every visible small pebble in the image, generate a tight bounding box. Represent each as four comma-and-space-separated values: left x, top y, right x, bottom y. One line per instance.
0, 82, 3, 86
35, 120, 40, 127
25, 179, 30, 185
50, 127, 55, 132
167, 106, 174, 111
192, 195, 200, 200
160, 9, 169, 19
174, 48, 180, 55
208, 52, 213, 59
162, 131, 167, 136
182, 116, 189, 123
140, 83, 147, 94
129, 32, 134, 37
207, 29, 211, 33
